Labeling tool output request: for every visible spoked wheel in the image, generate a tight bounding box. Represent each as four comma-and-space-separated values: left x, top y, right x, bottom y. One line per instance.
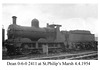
75, 45, 81, 50
20, 43, 31, 55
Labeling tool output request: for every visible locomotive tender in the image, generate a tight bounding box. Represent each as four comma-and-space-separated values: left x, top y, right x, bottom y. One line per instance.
4, 16, 97, 55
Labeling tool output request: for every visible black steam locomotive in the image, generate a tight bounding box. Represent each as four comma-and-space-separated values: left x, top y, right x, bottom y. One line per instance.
3, 16, 98, 55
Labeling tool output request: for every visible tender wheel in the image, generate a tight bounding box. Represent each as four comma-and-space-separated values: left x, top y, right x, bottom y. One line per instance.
75, 44, 81, 50
20, 43, 31, 55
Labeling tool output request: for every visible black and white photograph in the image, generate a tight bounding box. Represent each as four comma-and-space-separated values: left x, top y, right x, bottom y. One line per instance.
2, 3, 98, 60
1, 0, 100, 70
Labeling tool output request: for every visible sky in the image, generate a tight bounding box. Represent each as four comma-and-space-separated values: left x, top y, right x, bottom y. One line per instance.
2, 4, 98, 39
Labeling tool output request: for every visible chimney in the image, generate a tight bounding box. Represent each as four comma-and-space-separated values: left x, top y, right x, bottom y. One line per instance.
47, 23, 49, 27
12, 16, 17, 25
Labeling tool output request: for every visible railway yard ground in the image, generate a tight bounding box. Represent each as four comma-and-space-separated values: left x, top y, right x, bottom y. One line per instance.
2, 50, 98, 60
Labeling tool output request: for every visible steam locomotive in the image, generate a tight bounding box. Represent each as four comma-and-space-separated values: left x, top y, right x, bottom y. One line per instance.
3, 16, 98, 55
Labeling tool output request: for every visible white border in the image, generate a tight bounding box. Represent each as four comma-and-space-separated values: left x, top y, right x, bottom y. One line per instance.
0, 0, 99, 70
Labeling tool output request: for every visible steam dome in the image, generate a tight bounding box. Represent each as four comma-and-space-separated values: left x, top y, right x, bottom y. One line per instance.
31, 18, 39, 28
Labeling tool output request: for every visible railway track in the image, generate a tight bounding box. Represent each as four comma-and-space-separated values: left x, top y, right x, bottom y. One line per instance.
63, 52, 97, 60
12, 51, 97, 60
29, 51, 97, 60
